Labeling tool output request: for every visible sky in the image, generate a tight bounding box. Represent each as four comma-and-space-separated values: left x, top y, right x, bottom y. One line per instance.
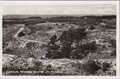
1, 1, 116, 15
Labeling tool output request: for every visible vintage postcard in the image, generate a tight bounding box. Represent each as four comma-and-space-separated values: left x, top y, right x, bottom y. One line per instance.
0, 0, 119, 79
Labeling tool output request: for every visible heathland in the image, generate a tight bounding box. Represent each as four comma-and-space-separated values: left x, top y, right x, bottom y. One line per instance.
2, 15, 116, 75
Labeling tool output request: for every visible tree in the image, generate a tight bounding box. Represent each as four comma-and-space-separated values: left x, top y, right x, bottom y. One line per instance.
46, 27, 88, 59
72, 28, 87, 46
59, 30, 74, 58
48, 35, 57, 44
46, 35, 60, 58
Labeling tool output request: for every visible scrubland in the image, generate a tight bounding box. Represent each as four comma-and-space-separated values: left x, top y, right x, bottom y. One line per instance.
2, 15, 116, 75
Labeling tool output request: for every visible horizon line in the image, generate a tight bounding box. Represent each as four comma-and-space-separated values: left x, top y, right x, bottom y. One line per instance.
3, 14, 116, 16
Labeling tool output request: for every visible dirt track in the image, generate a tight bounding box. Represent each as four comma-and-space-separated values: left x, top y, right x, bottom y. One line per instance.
14, 27, 47, 47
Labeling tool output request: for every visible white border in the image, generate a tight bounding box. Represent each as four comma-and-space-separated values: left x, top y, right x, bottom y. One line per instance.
0, 1, 119, 79
0, 1, 118, 4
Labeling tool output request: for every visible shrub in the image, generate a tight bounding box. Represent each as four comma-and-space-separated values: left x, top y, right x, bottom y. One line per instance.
109, 39, 116, 48
2, 66, 7, 73
25, 42, 40, 58
34, 60, 43, 71
110, 49, 116, 56
62, 23, 64, 26
83, 41, 97, 52
3, 48, 13, 54
48, 27, 53, 30
89, 25, 95, 30
101, 62, 111, 72
70, 49, 88, 59
2, 63, 11, 75
27, 58, 36, 72
18, 32, 25, 37
70, 41, 97, 59
56, 23, 58, 25
82, 60, 101, 75
44, 64, 55, 73
9, 59, 22, 74
9, 58, 28, 73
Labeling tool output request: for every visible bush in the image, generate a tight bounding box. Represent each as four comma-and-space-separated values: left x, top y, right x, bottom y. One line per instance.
70, 41, 97, 59
89, 25, 95, 30
9, 59, 22, 73
44, 64, 54, 73
3, 48, 13, 54
82, 60, 101, 75
70, 49, 88, 59
101, 62, 111, 72
109, 39, 116, 48
18, 32, 25, 37
34, 60, 43, 71
48, 27, 53, 30
8, 58, 28, 73
25, 42, 40, 58
82, 41, 97, 52
2, 63, 11, 74
110, 49, 116, 56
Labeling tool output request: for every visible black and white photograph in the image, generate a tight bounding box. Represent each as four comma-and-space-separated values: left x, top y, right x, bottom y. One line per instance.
0, 1, 119, 77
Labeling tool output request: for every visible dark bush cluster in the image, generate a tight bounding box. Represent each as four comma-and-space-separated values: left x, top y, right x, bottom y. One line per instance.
80, 60, 113, 75
45, 35, 61, 59
109, 39, 116, 48
111, 50, 116, 56
82, 60, 101, 75
101, 62, 111, 72
46, 27, 97, 59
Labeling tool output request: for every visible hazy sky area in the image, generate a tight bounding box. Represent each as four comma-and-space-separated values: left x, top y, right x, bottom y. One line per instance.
1, 1, 116, 15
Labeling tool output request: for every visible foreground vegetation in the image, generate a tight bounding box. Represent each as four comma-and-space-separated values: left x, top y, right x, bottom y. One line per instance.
3, 54, 116, 76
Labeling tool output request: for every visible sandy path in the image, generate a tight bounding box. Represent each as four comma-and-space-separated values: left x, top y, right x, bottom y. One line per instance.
14, 27, 47, 48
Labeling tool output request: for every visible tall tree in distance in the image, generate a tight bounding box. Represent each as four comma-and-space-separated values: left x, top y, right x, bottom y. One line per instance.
59, 27, 88, 58
70, 27, 88, 59
46, 35, 60, 58
59, 28, 75, 58
72, 27, 87, 47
